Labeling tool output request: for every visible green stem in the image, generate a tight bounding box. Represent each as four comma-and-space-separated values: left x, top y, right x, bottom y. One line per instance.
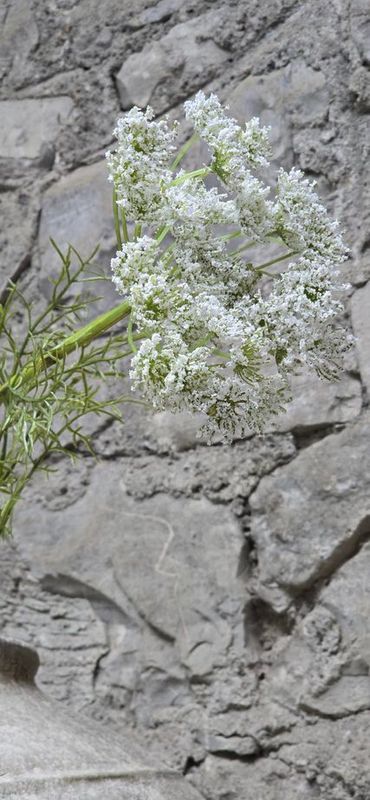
156, 226, 170, 244
121, 209, 129, 243
169, 167, 212, 187
231, 240, 256, 256
170, 133, 198, 171
0, 299, 131, 403
220, 231, 243, 242
255, 251, 296, 272
45, 299, 131, 353
211, 348, 230, 359
112, 189, 122, 250
127, 315, 137, 353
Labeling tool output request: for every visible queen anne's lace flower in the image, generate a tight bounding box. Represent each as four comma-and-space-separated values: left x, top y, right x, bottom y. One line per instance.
107, 92, 349, 443
165, 176, 238, 232
111, 236, 159, 291
106, 106, 177, 223
129, 333, 211, 409
235, 174, 273, 241
183, 91, 271, 176
273, 168, 348, 261
183, 92, 276, 243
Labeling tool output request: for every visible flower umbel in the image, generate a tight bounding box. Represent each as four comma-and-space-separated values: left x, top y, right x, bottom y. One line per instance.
106, 106, 178, 224
107, 91, 349, 443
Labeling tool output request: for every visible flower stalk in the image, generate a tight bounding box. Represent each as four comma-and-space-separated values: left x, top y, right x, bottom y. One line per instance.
0, 299, 131, 404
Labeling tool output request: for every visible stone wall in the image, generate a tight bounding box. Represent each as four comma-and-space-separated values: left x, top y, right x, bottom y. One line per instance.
1, 1, 370, 798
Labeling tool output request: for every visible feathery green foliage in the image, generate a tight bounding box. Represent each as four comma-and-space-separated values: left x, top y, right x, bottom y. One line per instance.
0, 243, 131, 537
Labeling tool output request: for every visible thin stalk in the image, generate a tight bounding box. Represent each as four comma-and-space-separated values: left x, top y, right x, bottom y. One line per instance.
163, 244, 175, 266
45, 299, 131, 353
169, 167, 212, 187
127, 315, 137, 353
170, 132, 198, 170
220, 231, 243, 242
24, 249, 89, 337
11, 257, 88, 371
112, 189, 122, 250
0, 299, 131, 403
121, 209, 129, 243
121, 208, 130, 242
134, 223, 142, 241
255, 250, 296, 272
1, 431, 8, 462
211, 348, 230, 359
156, 226, 170, 244
231, 240, 257, 256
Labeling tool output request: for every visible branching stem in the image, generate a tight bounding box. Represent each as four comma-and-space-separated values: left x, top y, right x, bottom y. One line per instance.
0, 299, 131, 404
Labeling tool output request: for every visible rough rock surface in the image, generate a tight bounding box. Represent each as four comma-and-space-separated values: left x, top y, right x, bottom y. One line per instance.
116, 12, 229, 111
249, 413, 370, 609
2, 1, 370, 798
0, 97, 74, 162
0, 639, 203, 800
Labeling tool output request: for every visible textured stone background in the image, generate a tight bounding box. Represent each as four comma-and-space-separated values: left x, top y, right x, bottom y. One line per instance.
1, 1, 370, 798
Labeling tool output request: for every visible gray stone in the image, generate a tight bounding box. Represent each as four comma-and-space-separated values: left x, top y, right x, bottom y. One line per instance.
138, 0, 181, 25
206, 731, 258, 757
200, 711, 260, 756
271, 714, 370, 799
70, 0, 158, 27
116, 13, 228, 111
350, 0, 370, 64
148, 411, 205, 453
250, 412, 370, 610
89, 401, 206, 459
322, 542, 370, 668
14, 459, 246, 673
301, 676, 370, 718
351, 281, 370, 396
350, 66, 370, 112
0, 638, 203, 799
228, 62, 328, 173
38, 161, 113, 267
271, 370, 362, 433
207, 669, 258, 715
0, 98, 73, 162
37, 160, 118, 313
277, 712, 370, 800
193, 711, 370, 798
268, 603, 344, 712
0, 0, 39, 81
0, 190, 39, 282
344, 162, 370, 286
0, 539, 107, 709
192, 753, 312, 800
117, 40, 183, 109
113, 435, 296, 503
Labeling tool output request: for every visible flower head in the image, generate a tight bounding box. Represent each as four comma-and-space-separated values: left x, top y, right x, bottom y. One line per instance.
106, 106, 177, 222
273, 168, 348, 261
184, 91, 271, 180
107, 92, 349, 442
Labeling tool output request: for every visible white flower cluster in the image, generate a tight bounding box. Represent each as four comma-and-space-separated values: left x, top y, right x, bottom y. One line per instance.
106, 106, 177, 222
107, 92, 349, 443
183, 91, 271, 175
273, 167, 346, 260
184, 91, 274, 242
